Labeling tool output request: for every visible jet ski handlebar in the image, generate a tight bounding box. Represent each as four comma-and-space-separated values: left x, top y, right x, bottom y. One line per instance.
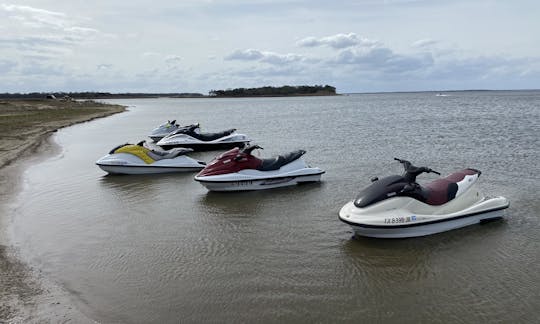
241, 144, 263, 155
394, 157, 440, 182
233, 144, 263, 161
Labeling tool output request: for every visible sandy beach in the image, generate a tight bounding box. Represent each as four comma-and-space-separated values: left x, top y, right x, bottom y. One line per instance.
0, 99, 125, 323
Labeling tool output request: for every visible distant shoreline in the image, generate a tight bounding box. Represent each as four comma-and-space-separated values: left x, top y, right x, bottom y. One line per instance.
2, 88, 538, 100
0, 93, 339, 99
0, 85, 338, 99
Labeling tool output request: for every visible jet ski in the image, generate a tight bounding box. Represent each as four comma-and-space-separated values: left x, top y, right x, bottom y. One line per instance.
194, 144, 325, 191
96, 141, 205, 174
339, 158, 510, 238
148, 119, 180, 142
156, 124, 250, 151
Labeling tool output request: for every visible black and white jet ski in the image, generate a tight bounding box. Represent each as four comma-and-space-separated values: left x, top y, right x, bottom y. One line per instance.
156, 124, 250, 151
194, 144, 325, 191
339, 158, 510, 238
148, 119, 181, 142
96, 141, 205, 174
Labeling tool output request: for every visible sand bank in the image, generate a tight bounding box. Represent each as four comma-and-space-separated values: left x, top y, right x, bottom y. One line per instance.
0, 99, 125, 323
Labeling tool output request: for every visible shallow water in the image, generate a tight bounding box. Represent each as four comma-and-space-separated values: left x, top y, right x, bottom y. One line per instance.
10, 91, 540, 323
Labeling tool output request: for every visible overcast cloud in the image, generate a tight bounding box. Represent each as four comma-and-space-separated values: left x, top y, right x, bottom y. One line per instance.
1, 1, 539, 93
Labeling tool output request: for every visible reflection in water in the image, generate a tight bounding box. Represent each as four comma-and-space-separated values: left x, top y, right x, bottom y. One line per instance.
198, 182, 324, 214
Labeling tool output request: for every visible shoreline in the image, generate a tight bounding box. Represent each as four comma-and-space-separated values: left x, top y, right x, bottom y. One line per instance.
0, 100, 126, 322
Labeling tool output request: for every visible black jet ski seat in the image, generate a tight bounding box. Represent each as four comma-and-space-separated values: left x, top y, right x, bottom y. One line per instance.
189, 128, 236, 141
423, 168, 481, 205
258, 150, 306, 171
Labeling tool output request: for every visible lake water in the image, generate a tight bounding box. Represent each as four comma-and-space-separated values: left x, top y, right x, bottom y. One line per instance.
9, 92, 540, 323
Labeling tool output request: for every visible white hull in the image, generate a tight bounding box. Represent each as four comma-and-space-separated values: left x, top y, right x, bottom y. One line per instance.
342, 208, 506, 238
196, 173, 323, 191
339, 193, 510, 238
96, 153, 204, 175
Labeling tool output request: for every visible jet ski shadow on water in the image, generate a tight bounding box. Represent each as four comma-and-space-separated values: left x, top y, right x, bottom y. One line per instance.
194, 144, 325, 191
96, 140, 206, 175
339, 158, 510, 238
156, 124, 251, 151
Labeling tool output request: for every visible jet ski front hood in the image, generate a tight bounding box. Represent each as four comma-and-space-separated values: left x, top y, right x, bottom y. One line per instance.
354, 175, 407, 208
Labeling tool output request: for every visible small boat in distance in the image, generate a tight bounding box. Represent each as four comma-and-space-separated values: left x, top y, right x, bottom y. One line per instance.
194, 144, 325, 191
339, 158, 509, 238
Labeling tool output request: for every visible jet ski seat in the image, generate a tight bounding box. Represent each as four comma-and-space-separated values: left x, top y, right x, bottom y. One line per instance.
258, 150, 306, 171
190, 129, 236, 141
147, 148, 193, 160
423, 169, 480, 205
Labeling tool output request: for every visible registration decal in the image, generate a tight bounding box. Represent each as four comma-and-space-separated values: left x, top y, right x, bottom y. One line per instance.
232, 181, 253, 186
384, 215, 418, 224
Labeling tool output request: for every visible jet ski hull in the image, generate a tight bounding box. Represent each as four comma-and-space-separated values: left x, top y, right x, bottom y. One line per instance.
96, 153, 204, 175
339, 196, 509, 238
196, 172, 323, 191
157, 133, 250, 151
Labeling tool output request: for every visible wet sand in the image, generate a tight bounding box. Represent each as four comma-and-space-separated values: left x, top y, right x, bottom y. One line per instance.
0, 99, 125, 322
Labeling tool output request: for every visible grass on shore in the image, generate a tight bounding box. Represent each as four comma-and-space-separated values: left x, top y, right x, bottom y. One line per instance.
0, 100, 123, 134
0, 99, 125, 168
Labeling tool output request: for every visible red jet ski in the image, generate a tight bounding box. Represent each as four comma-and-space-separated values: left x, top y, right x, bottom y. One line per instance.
194, 145, 325, 191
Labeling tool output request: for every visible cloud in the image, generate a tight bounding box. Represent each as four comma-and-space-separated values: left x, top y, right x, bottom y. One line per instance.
1, 4, 66, 29
225, 49, 264, 61
0, 4, 103, 56
0, 36, 72, 48
332, 46, 434, 74
97, 64, 112, 70
141, 52, 161, 59
296, 33, 380, 49
0, 59, 17, 73
18, 61, 66, 76
165, 55, 182, 64
412, 38, 438, 48
225, 49, 305, 65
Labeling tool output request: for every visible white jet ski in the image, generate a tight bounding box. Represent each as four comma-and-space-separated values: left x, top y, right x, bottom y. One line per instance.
156, 124, 250, 151
339, 158, 510, 238
194, 144, 324, 191
96, 141, 205, 174
148, 119, 180, 142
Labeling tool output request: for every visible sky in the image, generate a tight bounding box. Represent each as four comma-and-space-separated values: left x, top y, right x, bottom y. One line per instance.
1, 0, 539, 94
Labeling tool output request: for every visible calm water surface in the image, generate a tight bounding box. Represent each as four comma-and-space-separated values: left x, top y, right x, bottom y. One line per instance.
10, 92, 540, 323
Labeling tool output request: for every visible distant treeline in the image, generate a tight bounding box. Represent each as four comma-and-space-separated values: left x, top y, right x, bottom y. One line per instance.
0, 92, 204, 99
209, 85, 337, 97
